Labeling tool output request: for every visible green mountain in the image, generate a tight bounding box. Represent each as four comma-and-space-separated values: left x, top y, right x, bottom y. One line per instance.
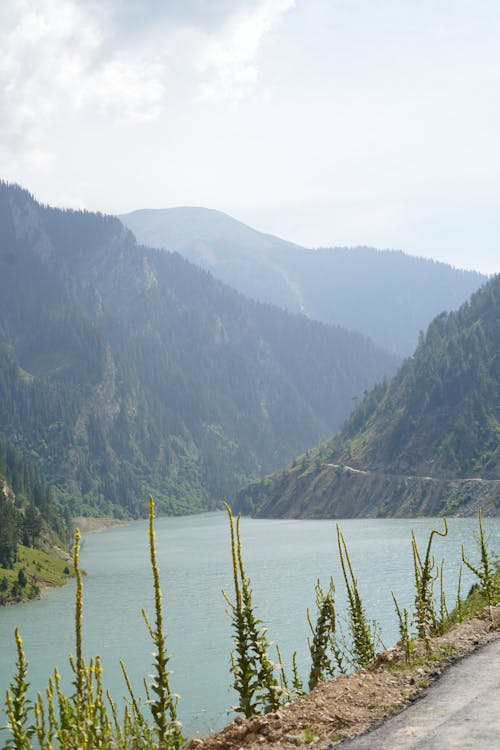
120, 207, 487, 357
238, 275, 500, 518
0, 182, 398, 516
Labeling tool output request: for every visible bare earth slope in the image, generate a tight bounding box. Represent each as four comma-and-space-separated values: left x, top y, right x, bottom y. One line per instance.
339, 637, 500, 749
187, 605, 500, 750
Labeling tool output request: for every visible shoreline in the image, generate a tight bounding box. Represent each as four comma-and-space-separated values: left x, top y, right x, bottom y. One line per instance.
72, 516, 129, 534
0, 516, 127, 607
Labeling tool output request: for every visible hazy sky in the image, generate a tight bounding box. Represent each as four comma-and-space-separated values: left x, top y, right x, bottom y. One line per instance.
1, 0, 499, 273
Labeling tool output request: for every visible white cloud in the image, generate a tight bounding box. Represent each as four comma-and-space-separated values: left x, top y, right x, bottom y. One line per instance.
196, 0, 294, 100
0, 0, 294, 170
84, 56, 166, 122
1, 0, 498, 274
1, 1, 101, 133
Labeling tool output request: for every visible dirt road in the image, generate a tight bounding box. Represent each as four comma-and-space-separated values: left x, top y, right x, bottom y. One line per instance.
325, 463, 500, 485
336, 639, 500, 749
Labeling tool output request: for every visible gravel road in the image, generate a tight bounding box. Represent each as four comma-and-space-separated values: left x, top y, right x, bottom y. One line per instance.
336, 639, 500, 749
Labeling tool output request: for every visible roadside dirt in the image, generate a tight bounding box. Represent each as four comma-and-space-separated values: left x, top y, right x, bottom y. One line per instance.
187, 604, 500, 750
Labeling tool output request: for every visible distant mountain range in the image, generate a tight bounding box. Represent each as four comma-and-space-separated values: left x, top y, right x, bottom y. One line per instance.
238, 275, 500, 518
0, 182, 397, 516
120, 207, 487, 357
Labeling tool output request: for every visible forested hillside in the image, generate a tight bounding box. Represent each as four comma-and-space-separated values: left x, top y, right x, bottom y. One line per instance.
0, 435, 74, 603
239, 275, 500, 518
121, 207, 487, 356
0, 182, 397, 516
0, 435, 67, 571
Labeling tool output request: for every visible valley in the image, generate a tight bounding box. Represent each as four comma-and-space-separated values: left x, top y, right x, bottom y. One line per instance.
0, 181, 498, 595
121, 207, 487, 358
0, 181, 397, 518
0, 182, 498, 748
1, 5, 499, 748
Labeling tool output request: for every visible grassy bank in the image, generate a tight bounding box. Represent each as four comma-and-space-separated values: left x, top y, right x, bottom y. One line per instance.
0, 516, 125, 606
0, 545, 74, 605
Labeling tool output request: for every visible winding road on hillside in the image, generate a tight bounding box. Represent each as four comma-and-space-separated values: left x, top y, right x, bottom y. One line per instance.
336, 639, 500, 749
325, 463, 500, 484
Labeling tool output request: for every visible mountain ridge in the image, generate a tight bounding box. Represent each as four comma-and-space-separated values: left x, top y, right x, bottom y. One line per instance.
120, 206, 488, 357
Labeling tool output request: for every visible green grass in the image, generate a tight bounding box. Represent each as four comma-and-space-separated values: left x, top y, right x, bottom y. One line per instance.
0, 545, 75, 603
388, 643, 458, 672
388, 561, 500, 672
447, 573, 499, 627
298, 727, 316, 745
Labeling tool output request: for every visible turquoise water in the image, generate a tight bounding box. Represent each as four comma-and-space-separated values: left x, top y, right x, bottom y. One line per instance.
0, 513, 498, 736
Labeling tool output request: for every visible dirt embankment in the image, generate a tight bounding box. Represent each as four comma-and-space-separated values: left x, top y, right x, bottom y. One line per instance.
187, 604, 500, 750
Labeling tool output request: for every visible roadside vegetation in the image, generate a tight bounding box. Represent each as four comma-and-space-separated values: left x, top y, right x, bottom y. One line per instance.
1, 504, 499, 749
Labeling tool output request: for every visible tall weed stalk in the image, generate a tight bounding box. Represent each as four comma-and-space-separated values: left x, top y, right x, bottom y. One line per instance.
307, 578, 337, 690
223, 503, 284, 716
142, 495, 182, 748
336, 525, 376, 668
462, 510, 499, 606
4, 630, 34, 750
411, 518, 448, 649
391, 592, 413, 663
455, 565, 464, 623
2, 497, 182, 750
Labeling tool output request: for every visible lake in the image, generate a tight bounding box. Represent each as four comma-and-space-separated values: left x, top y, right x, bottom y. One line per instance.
0, 513, 498, 737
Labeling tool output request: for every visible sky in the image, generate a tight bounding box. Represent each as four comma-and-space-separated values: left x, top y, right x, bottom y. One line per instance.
1, 0, 499, 274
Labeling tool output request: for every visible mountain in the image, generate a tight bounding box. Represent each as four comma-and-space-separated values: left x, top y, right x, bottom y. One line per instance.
238, 275, 500, 518
0, 182, 398, 516
120, 207, 488, 357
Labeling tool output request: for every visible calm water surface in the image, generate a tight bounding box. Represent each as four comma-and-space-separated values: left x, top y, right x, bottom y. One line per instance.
1, 514, 499, 736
